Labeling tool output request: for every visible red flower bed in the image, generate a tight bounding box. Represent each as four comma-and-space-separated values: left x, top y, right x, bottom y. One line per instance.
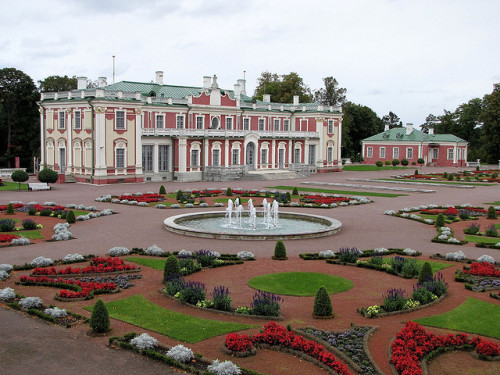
0, 234, 19, 242
0, 203, 24, 211
421, 207, 459, 216
118, 193, 163, 203
391, 322, 500, 375
32, 204, 66, 212
302, 195, 350, 205
225, 322, 351, 375
19, 275, 117, 299
463, 262, 500, 278
32, 257, 136, 276
232, 189, 244, 195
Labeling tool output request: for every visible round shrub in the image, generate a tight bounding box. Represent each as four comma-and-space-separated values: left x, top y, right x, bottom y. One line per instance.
313, 286, 333, 317
19, 296, 43, 309
207, 360, 241, 375
274, 240, 287, 260
44, 307, 68, 318
108, 247, 129, 257
435, 213, 445, 228
37, 168, 59, 184
66, 210, 76, 224
401, 159, 409, 167
412, 287, 435, 305
487, 206, 498, 219
11, 170, 29, 190
31, 256, 53, 267
145, 244, 164, 256
164, 255, 180, 281
392, 159, 400, 167
236, 251, 255, 260
418, 262, 433, 283
6, 203, 15, 214
0, 219, 16, 232
159, 185, 166, 194
90, 299, 110, 333
130, 333, 158, 350
166, 344, 194, 363
22, 219, 37, 230
375, 161, 383, 168
0, 287, 16, 301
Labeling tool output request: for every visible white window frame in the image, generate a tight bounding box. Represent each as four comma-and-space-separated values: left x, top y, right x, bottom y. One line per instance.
367, 147, 373, 158
380, 147, 386, 159
283, 119, 289, 131
261, 148, 268, 165
196, 116, 204, 129
159, 145, 169, 171
58, 111, 65, 129
243, 117, 250, 131
74, 110, 81, 130
226, 116, 233, 130
327, 146, 333, 162
258, 118, 265, 131
142, 145, 154, 172
294, 148, 301, 163
457, 148, 461, 160
447, 148, 454, 160
274, 118, 280, 131
432, 148, 439, 159
191, 149, 199, 167
115, 110, 126, 130
232, 149, 239, 165
328, 120, 334, 134
212, 149, 220, 166
406, 147, 413, 159
116, 148, 125, 169
393, 147, 399, 159
156, 114, 165, 129
176, 115, 185, 129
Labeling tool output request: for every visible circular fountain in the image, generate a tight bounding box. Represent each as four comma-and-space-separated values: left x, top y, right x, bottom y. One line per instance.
164, 198, 342, 240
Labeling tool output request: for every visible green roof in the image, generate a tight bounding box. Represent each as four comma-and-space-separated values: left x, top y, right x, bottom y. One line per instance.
363, 127, 467, 143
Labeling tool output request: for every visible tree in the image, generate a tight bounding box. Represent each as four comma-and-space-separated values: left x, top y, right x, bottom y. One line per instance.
0, 68, 40, 169
342, 102, 384, 160
435, 213, 445, 228
163, 255, 180, 281
90, 299, 110, 333
418, 262, 433, 283
66, 210, 76, 224
159, 185, 166, 194
479, 84, 500, 163
254, 72, 312, 103
314, 77, 346, 106
420, 114, 439, 134
38, 75, 77, 92
37, 168, 59, 184
273, 240, 287, 260
382, 111, 402, 129
313, 286, 333, 318
417, 158, 425, 167
487, 206, 497, 220
11, 169, 29, 190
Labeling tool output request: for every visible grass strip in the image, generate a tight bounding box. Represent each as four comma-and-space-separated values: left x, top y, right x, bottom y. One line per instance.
465, 235, 500, 244
125, 257, 165, 271
268, 185, 405, 198
378, 178, 493, 186
248, 272, 353, 296
84, 294, 255, 343
381, 258, 452, 273
342, 165, 406, 171
415, 297, 500, 339
3, 230, 43, 239
0, 182, 29, 191
484, 201, 500, 205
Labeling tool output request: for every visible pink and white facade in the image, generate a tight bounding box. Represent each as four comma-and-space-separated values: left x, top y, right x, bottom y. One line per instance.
362, 124, 468, 167
39, 72, 343, 184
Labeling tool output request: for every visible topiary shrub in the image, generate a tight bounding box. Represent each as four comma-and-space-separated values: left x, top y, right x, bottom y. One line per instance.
11, 170, 29, 190
22, 219, 37, 230
159, 185, 166, 195
226, 187, 233, 196
392, 159, 400, 167
313, 286, 333, 318
37, 168, 59, 184
6, 203, 14, 215
163, 255, 180, 281
90, 299, 110, 333
66, 210, 76, 224
487, 206, 497, 219
435, 213, 445, 228
375, 161, 383, 169
414, 169, 419, 175
385, 160, 391, 166
292, 187, 299, 195
417, 158, 424, 166
418, 262, 433, 283
176, 190, 184, 202
401, 159, 409, 167
273, 240, 287, 260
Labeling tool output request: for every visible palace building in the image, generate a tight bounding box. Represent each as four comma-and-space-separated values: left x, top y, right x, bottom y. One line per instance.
39, 72, 343, 184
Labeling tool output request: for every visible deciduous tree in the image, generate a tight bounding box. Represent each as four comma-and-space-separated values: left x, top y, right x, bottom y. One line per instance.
314, 76, 346, 106
38, 75, 77, 92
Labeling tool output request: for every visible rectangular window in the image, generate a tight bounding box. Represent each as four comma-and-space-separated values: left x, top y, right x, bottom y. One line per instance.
393, 147, 399, 159
258, 118, 265, 131
212, 149, 220, 166
142, 145, 153, 172
328, 120, 334, 134
159, 145, 169, 171
432, 148, 439, 159
191, 149, 199, 167
308, 145, 316, 165
283, 119, 289, 131
232, 149, 239, 165
457, 148, 461, 160
196, 116, 203, 129
274, 119, 280, 131
327, 147, 333, 162
261, 149, 268, 164
226, 117, 233, 130
294, 148, 301, 163
447, 148, 454, 160
243, 118, 250, 130
406, 147, 413, 159
300, 119, 308, 131
115, 111, 125, 130
74, 111, 81, 129
176, 115, 184, 129
367, 147, 373, 158
58, 111, 65, 129
156, 114, 164, 129
116, 149, 125, 168
380, 147, 386, 159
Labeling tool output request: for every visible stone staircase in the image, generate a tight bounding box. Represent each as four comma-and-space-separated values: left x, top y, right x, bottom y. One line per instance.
64, 174, 78, 183
239, 170, 302, 181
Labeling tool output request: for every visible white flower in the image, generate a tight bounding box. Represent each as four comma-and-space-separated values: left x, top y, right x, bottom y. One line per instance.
177, 249, 192, 258
63, 253, 84, 262
384, 210, 396, 215
373, 248, 389, 253
445, 250, 466, 261
11, 237, 31, 246
166, 344, 194, 363
19, 296, 43, 309
145, 245, 164, 256
44, 307, 67, 318
130, 333, 158, 350
207, 360, 241, 375
0, 264, 13, 273
120, 199, 129, 204
0, 287, 16, 301
403, 248, 417, 255
477, 255, 495, 264
31, 256, 53, 267
138, 202, 149, 207
108, 247, 129, 256
155, 204, 166, 209
424, 219, 434, 224
438, 234, 449, 240
0, 270, 9, 280
319, 250, 335, 258
447, 237, 460, 243
237, 251, 255, 260
100, 209, 114, 216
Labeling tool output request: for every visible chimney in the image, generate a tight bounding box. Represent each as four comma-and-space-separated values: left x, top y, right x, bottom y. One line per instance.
211, 75, 219, 89
263, 94, 271, 103
384, 124, 390, 131
98, 77, 107, 88
203, 76, 211, 90
406, 123, 413, 135
237, 79, 246, 96
429, 127, 434, 135
233, 83, 241, 99
155, 71, 164, 85
293, 95, 299, 105
77, 77, 87, 90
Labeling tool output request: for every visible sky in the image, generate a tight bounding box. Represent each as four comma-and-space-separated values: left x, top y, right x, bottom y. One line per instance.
1, 0, 498, 127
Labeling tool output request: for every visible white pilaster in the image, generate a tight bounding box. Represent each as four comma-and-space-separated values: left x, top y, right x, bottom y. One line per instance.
135, 111, 143, 174
224, 139, 229, 167
178, 137, 187, 173
67, 112, 73, 172
271, 139, 276, 168
204, 138, 209, 167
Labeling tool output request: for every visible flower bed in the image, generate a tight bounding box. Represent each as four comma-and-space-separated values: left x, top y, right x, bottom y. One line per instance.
31, 257, 137, 276
224, 322, 351, 375
391, 321, 500, 375
117, 193, 164, 203
0, 233, 19, 242
463, 262, 500, 277
300, 248, 421, 261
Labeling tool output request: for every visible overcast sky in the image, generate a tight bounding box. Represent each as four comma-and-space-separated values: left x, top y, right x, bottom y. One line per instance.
1, 0, 498, 127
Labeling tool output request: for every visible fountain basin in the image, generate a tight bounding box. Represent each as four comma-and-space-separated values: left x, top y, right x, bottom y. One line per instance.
164, 211, 342, 240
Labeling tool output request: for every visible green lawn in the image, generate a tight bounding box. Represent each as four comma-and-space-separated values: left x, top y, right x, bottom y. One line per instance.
381, 258, 452, 273
213, 197, 249, 204
415, 297, 500, 339
125, 257, 165, 271
484, 201, 500, 205
378, 178, 493, 186
0, 182, 29, 191
465, 235, 500, 244
4, 230, 43, 239
342, 165, 406, 171
248, 272, 353, 296
268, 185, 405, 198
84, 294, 255, 343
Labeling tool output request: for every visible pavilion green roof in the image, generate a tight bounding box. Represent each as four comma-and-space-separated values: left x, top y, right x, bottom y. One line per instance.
363, 127, 467, 143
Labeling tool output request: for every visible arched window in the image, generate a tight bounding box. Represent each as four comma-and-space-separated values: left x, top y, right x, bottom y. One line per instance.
211, 116, 220, 129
